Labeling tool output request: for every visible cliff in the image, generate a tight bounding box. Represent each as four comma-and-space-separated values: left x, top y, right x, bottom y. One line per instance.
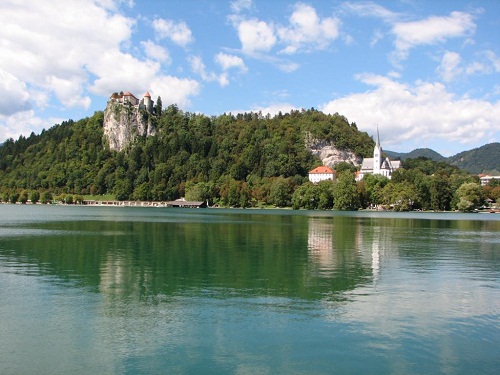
305, 134, 362, 168
103, 101, 155, 151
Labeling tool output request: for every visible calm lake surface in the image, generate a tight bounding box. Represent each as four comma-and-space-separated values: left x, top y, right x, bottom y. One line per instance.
0, 205, 499, 374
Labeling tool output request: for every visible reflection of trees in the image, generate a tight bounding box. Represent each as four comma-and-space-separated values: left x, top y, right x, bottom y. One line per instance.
3, 212, 498, 305
0, 213, 372, 302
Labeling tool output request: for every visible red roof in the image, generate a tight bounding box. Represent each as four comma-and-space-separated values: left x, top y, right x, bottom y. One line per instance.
144, 91, 151, 97
123, 91, 138, 99
309, 166, 334, 174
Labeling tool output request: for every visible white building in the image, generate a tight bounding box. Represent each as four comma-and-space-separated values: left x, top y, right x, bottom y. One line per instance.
357, 128, 401, 180
480, 175, 500, 186
308, 166, 335, 183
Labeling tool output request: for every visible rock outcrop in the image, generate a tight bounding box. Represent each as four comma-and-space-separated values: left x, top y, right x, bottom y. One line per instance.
103, 101, 155, 152
305, 133, 362, 168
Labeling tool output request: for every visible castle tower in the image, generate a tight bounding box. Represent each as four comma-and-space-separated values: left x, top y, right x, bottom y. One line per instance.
143, 91, 153, 113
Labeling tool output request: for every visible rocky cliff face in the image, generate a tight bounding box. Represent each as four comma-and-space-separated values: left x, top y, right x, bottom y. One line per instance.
305, 133, 362, 167
103, 101, 155, 151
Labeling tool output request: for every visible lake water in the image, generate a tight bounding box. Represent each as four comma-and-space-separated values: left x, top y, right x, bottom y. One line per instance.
0, 205, 499, 374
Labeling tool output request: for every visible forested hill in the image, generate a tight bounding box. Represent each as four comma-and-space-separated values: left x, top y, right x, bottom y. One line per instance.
385, 148, 445, 162
0, 106, 374, 202
447, 143, 500, 174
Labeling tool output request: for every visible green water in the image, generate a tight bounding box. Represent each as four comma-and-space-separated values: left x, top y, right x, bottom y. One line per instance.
0, 205, 499, 374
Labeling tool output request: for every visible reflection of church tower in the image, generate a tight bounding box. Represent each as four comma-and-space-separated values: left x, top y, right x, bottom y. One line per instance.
373, 126, 382, 174
371, 226, 380, 284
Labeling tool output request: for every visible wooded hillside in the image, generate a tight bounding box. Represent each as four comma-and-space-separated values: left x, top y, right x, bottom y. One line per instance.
0, 106, 373, 204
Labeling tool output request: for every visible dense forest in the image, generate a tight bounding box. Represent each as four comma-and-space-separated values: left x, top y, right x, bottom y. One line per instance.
0, 105, 498, 211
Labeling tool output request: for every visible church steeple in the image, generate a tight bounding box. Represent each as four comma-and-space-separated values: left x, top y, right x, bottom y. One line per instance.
373, 126, 382, 173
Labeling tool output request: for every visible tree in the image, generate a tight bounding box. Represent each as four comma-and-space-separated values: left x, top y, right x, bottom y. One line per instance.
361, 174, 389, 208
40, 191, 53, 204
30, 190, 40, 204
10, 192, 20, 204
269, 177, 293, 207
292, 182, 318, 210
333, 171, 360, 210
381, 182, 418, 211
317, 180, 335, 209
19, 190, 29, 204
455, 182, 483, 212
429, 174, 451, 211
156, 96, 162, 116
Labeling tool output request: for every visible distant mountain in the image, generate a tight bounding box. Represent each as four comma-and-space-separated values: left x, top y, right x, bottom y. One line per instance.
385, 143, 500, 175
447, 142, 500, 174
385, 148, 446, 162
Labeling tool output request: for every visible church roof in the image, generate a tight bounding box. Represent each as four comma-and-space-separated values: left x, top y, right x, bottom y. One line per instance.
360, 158, 374, 170
309, 166, 334, 174
144, 91, 151, 98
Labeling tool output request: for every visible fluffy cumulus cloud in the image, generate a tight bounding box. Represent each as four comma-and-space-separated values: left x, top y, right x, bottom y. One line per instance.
438, 51, 462, 82
188, 56, 229, 87
277, 3, 340, 54
392, 11, 476, 61
320, 74, 500, 153
0, 69, 31, 116
215, 53, 247, 72
141, 40, 171, 63
150, 76, 201, 108
152, 18, 194, 46
237, 19, 277, 54
0, 0, 201, 140
232, 2, 340, 58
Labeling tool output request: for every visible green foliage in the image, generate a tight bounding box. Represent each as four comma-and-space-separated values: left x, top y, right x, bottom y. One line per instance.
40, 191, 53, 204
447, 143, 500, 174
30, 190, 40, 204
0, 106, 484, 211
454, 182, 483, 212
381, 181, 419, 211
333, 171, 359, 210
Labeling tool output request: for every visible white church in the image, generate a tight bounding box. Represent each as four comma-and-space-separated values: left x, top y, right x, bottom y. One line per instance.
357, 129, 401, 181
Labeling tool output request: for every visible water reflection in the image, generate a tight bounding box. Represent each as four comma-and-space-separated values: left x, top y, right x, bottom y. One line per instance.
1, 207, 499, 374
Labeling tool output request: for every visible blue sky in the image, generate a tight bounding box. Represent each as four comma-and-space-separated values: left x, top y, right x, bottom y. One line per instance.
1, 0, 499, 156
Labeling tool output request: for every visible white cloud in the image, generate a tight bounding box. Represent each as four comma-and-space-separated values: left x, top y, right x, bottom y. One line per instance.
485, 50, 500, 72
141, 40, 171, 63
341, 1, 401, 22
230, 0, 253, 13
46, 75, 91, 109
237, 19, 277, 54
392, 11, 476, 61
320, 74, 500, 152
0, 110, 63, 141
230, 102, 299, 117
188, 56, 229, 87
465, 61, 488, 75
215, 53, 247, 72
150, 76, 201, 108
0, 69, 31, 116
0, 0, 203, 141
277, 3, 340, 54
152, 18, 194, 46
438, 51, 462, 82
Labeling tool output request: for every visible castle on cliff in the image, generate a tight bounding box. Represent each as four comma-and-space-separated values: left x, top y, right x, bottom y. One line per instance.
109, 91, 154, 114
